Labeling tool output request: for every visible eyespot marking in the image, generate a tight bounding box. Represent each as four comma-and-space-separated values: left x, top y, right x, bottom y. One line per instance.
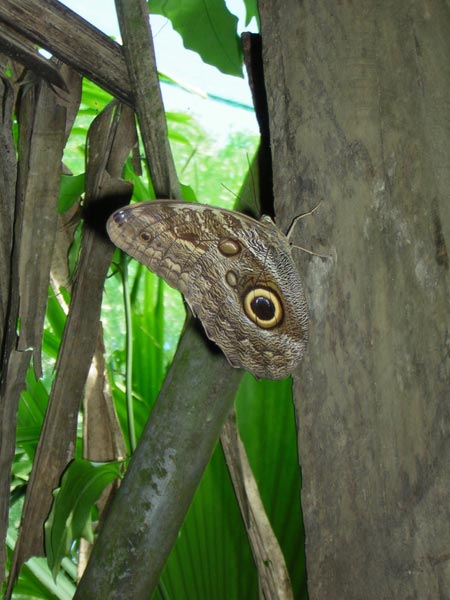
218, 238, 242, 257
243, 286, 283, 329
140, 231, 151, 242
225, 270, 238, 288
113, 209, 127, 225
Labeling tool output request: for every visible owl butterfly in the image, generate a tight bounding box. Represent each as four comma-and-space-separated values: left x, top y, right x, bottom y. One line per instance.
107, 201, 308, 380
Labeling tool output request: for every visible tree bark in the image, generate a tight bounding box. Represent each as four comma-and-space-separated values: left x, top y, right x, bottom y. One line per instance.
258, 1, 450, 599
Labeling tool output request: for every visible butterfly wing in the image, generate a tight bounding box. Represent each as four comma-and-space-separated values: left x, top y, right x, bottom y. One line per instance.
107, 201, 308, 379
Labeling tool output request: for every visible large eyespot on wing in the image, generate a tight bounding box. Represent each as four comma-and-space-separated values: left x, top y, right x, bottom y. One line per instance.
242, 286, 284, 329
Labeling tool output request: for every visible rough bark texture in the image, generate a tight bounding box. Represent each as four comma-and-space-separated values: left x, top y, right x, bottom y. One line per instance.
258, 1, 449, 599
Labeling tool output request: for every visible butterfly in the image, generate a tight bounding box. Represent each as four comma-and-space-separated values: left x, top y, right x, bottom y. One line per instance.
107, 201, 309, 379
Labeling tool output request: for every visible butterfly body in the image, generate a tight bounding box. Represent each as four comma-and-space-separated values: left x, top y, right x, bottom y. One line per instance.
107, 201, 308, 380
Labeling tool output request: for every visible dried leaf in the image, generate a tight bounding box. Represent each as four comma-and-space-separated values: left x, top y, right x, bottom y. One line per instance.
221, 412, 294, 600
16, 68, 81, 378
6, 102, 135, 597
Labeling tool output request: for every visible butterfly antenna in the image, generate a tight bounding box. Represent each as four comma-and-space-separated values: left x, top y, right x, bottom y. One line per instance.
221, 183, 241, 202
291, 244, 330, 259
287, 201, 331, 259
181, 147, 197, 176
286, 201, 322, 240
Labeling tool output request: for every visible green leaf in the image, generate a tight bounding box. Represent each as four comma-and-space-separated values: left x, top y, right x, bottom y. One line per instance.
181, 183, 197, 202
158, 442, 258, 598
149, 0, 243, 77
58, 173, 84, 213
45, 459, 122, 579
7, 499, 76, 599
45, 289, 69, 341
242, 0, 260, 28
80, 79, 113, 114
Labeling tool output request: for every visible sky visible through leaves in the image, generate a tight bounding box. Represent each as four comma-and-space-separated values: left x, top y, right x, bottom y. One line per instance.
61, 0, 259, 146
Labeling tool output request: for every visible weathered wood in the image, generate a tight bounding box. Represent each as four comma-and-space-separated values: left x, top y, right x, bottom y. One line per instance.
0, 0, 132, 105
0, 23, 67, 90
115, 0, 181, 198
0, 62, 23, 585
221, 412, 294, 600
83, 328, 126, 464
0, 62, 76, 584
258, 1, 450, 599
16, 64, 81, 378
0, 61, 17, 355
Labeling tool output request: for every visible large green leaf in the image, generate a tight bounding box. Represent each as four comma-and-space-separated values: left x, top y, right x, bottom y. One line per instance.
15, 367, 50, 467
149, 0, 243, 77
45, 459, 122, 579
156, 442, 258, 599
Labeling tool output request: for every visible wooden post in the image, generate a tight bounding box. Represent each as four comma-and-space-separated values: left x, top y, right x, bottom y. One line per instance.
259, 1, 450, 598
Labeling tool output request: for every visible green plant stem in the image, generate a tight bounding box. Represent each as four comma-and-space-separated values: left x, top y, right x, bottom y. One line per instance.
120, 253, 136, 452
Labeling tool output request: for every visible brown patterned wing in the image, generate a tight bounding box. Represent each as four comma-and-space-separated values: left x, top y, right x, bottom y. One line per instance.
107, 200, 308, 379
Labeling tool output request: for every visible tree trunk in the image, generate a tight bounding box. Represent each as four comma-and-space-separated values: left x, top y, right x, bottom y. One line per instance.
258, 1, 450, 599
